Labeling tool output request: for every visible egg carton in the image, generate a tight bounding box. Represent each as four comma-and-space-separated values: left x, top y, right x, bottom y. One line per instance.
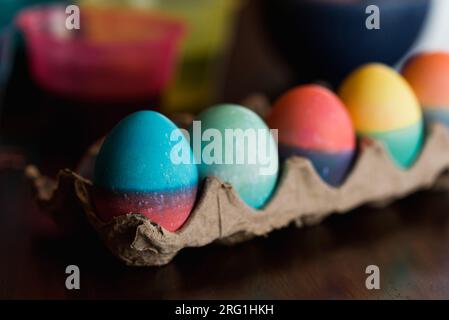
25, 119, 449, 266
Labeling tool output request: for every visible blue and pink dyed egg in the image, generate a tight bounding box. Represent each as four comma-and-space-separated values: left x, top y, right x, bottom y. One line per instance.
267, 85, 356, 187
93, 111, 198, 232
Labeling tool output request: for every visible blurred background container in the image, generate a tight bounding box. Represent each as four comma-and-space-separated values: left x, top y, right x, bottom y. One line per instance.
17, 5, 185, 102
262, 0, 431, 86
79, 0, 242, 113
2, 0, 449, 165
401, 0, 449, 64
0, 1, 17, 102
1, 0, 65, 110
0, 26, 13, 108
0, 0, 64, 45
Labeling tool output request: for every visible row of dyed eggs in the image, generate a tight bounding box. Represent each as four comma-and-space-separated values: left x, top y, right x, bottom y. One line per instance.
92, 51, 449, 232
274, 52, 449, 186
93, 105, 279, 232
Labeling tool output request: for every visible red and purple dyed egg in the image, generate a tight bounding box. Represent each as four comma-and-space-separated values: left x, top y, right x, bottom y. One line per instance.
267, 85, 356, 187
93, 111, 198, 232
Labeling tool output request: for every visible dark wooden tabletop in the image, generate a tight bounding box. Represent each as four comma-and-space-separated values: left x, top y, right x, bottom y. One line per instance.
3, 168, 449, 299
2, 0, 449, 300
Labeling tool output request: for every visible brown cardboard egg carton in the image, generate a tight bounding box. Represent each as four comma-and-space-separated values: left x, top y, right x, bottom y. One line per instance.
25, 119, 449, 267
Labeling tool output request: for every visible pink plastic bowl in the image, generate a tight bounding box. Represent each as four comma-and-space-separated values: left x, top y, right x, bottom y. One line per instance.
17, 5, 185, 102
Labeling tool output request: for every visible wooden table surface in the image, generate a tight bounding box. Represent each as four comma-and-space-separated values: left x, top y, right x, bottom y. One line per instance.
2, 168, 449, 299
2, 1, 449, 300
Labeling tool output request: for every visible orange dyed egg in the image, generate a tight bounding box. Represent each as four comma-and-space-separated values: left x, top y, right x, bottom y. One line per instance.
403, 52, 449, 127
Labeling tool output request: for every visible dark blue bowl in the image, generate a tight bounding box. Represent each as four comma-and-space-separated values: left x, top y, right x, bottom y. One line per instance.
263, 0, 430, 86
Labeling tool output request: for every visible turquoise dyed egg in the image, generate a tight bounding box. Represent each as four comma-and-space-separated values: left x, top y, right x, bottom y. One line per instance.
93, 110, 198, 232
191, 104, 279, 209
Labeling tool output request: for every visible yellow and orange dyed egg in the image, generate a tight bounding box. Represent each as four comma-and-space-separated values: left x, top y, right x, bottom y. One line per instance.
339, 63, 424, 169
267, 85, 356, 187
402, 52, 449, 128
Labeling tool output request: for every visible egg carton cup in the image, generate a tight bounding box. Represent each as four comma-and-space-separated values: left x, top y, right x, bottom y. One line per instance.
24, 120, 449, 267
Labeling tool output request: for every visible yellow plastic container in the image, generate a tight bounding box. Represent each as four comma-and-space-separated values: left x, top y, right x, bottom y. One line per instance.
79, 0, 241, 113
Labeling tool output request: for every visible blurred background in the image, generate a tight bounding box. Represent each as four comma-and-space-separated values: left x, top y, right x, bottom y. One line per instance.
2, 0, 449, 301
1, 0, 449, 172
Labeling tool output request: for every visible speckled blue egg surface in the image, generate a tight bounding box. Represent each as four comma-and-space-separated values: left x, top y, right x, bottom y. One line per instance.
93, 110, 198, 232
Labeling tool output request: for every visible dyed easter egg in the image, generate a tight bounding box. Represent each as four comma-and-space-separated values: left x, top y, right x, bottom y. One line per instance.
402, 52, 449, 127
339, 63, 424, 169
267, 85, 355, 187
191, 104, 279, 209
93, 111, 198, 232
